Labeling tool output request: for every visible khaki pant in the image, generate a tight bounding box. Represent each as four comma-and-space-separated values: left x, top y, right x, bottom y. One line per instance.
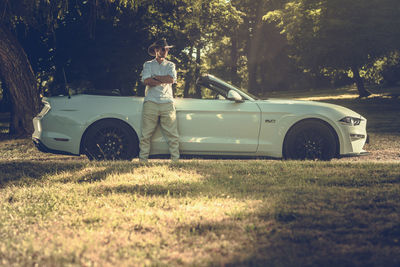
139, 101, 180, 161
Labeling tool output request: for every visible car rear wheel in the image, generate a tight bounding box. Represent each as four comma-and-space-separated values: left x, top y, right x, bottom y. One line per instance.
82, 119, 139, 160
283, 119, 337, 161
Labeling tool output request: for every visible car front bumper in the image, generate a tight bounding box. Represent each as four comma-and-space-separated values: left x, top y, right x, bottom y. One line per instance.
338, 117, 368, 156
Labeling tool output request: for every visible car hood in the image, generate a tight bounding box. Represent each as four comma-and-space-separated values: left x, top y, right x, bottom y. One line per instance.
255, 98, 364, 119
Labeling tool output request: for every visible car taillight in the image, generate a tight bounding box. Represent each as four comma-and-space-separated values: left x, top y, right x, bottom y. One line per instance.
37, 103, 51, 118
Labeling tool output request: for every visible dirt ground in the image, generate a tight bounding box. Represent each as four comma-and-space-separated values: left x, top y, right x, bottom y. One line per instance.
334, 132, 400, 162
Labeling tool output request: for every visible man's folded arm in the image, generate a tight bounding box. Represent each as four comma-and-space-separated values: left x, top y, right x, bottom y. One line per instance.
143, 78, 162, 87
153, 75, 174, 84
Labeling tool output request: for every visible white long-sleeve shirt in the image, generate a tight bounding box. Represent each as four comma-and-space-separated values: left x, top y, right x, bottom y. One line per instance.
141, 59, 177, 103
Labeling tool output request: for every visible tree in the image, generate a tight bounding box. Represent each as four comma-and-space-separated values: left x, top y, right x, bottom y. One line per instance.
169, 0, 243, 97
49, 2, 156, 96
0, 0, 72, 135
0, 23, 41, 136
228, 0, 322, 95
265, 0, 400, 97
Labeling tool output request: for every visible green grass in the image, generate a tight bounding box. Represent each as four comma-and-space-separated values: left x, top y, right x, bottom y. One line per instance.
0, 139, 400, 266
0, 86, 400, 266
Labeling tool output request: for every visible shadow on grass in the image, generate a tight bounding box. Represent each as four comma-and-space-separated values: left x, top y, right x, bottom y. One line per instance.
0, 160, 87, 187
0, 160, 142, 187
0, 159, 280, 199
84, 162, 283, 198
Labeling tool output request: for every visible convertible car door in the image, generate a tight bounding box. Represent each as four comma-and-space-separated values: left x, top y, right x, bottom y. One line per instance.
173, 98, 261, 153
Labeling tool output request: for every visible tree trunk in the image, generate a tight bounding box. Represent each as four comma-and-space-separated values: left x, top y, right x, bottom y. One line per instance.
0, 25, 40, 136
194, 45, 202, 99
246, 7, 264, 95
183, 45, 194, 98
183, 69, 194, 98
351, 65, 371, 98
230, 32, 239, 86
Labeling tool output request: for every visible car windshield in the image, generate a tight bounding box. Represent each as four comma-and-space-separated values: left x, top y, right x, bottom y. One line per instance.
208, 75, 259, 100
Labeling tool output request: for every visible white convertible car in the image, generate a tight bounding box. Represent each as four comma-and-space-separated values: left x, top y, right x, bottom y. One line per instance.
32, 74, 368, 161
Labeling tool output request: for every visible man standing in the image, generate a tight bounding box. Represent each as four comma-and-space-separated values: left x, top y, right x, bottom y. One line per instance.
139, 38, 179, 162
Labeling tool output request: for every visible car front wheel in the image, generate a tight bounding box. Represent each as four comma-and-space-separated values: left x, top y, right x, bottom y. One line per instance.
283, 119, 337, 161
82, 119, 139, 160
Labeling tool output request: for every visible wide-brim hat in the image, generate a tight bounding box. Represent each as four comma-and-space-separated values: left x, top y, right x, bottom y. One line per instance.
148, 38, 174, 56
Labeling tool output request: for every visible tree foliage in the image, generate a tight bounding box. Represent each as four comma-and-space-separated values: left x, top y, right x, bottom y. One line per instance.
170, 0, 244, 97
265, 0, 400, 96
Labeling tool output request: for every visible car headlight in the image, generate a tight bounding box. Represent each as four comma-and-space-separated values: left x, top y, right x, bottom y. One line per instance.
339, 116, 362, 126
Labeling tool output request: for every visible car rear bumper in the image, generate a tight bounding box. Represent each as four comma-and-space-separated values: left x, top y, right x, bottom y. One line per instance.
33, 114, 83, 155
32, 137, 78, 156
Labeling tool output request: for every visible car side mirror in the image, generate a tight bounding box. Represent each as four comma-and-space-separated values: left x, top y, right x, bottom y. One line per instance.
227, 90, 244, 103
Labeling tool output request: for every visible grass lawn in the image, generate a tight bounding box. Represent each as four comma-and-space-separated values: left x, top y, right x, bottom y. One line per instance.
1, 156, 399, 266
0, 85, 399, 266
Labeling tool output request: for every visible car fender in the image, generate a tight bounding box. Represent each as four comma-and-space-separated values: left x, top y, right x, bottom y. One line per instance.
281, 114, 344, 155
257, 113, 344, 158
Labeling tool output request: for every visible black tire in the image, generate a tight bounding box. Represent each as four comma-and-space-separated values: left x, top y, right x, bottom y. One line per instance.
283, 119, 337, 161
82, 119, 139, 161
